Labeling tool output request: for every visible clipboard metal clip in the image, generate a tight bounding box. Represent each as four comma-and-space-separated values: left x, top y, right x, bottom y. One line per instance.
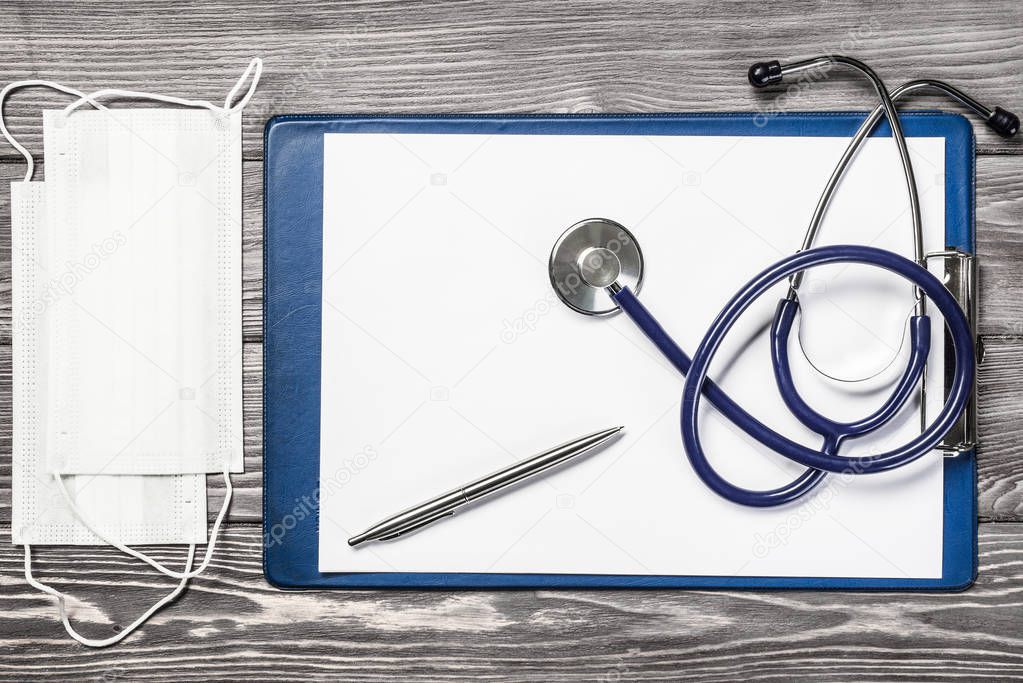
926, 248, 980, 455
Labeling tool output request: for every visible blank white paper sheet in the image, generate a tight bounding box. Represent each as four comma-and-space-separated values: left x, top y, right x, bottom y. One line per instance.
319, 131, 947, 578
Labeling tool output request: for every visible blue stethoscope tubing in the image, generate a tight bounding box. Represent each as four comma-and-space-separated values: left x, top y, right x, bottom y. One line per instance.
593, 55, 1017, 507
551, 56, 1015, 507
611, 245, 974, 507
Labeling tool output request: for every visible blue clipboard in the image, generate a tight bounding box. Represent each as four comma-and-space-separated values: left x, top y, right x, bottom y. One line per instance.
263, 113, 977, 591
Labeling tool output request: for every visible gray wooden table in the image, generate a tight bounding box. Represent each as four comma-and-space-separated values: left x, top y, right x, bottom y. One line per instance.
2, 1, 1022, 680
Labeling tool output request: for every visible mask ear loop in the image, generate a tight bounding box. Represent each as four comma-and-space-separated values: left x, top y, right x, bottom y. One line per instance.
60, 57, 263, 118
0, 81, 110, 182
40, 60, 259, 582
0, 57, 262, 181
24, 467, 227, 646
23, 542, 196, 648
223, 57, 263, 111
5, 58, 260, 644
51, 469, 233, 580
0, 79, 191, 648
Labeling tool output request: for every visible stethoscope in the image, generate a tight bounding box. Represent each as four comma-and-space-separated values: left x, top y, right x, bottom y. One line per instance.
548, 55, 1019, 508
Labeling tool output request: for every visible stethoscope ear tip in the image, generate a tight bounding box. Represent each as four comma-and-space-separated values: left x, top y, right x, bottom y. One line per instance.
748, 60, 783, 88
989, 106, 1020, 138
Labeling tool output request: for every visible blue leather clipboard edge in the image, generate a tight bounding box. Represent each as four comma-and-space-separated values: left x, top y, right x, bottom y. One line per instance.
263, 112, 977, 591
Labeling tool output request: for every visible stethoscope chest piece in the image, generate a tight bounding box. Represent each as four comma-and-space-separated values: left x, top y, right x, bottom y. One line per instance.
549, 218, 644, 316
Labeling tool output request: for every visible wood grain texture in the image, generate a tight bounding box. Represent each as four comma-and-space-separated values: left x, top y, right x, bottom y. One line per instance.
0, 0, 1021, 159
977, 155, 1023, 337
0, 522, 1021, 681
2, 0, 1023, 679
977, 338, 1023, 520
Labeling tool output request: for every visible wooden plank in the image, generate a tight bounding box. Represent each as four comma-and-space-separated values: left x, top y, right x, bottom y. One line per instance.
0, 522, 1020, 680
0, 151, 1021, 343
977, 338, 1023, 520
0, 0, 1021, 159
2, 1, 1021, 676
977, 154, 1023, 336
2, 337, 1023, 523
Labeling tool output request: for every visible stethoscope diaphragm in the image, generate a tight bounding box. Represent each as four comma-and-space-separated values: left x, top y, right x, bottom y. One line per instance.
548, 218, 644, 316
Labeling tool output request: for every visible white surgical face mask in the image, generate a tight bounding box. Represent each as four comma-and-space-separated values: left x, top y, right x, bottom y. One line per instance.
2, 58, 260, 647
12, 181, 210, 547
43, 105, 244, 476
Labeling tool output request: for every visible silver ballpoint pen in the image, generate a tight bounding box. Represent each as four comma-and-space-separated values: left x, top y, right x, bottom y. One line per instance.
348, 426, 624, 547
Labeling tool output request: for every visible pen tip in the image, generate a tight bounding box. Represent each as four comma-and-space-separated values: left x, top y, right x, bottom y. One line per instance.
348, 534, 367, 547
